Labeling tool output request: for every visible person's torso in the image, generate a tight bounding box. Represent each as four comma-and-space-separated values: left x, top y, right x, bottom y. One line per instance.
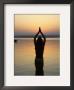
35, 41, 44, 58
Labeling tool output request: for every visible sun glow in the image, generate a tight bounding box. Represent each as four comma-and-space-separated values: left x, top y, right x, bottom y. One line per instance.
15, 14, 60, 34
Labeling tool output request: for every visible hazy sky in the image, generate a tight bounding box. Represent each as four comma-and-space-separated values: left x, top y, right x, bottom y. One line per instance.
14, 14, 60, 36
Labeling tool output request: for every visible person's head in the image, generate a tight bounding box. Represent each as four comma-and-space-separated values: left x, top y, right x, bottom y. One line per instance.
37, 35, 42, 42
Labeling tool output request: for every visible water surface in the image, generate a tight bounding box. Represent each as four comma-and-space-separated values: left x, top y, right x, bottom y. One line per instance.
14, 38, 60, 76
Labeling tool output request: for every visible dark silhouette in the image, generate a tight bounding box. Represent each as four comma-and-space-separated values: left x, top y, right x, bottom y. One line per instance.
34, 27, 46, 75
34, 27, 46, 58
35, 57, 44, 75
14, 40, 18, 43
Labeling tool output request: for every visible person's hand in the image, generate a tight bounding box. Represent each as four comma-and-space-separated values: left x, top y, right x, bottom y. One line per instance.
39, 28, 41, 32
39, 29, 41, 32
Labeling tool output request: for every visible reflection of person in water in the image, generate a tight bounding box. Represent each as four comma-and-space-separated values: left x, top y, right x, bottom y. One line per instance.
34, 27, 46, 75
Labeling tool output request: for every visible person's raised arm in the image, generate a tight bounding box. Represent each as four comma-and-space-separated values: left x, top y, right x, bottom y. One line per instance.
39, 29, 46, 44
34, 30, 39, 44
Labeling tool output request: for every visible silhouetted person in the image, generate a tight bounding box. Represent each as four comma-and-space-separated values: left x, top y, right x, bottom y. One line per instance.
34, 27, 46, 58
34, 27, 46, 75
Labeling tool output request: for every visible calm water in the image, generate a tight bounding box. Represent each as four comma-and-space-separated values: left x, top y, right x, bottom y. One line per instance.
14, 38, 60, 76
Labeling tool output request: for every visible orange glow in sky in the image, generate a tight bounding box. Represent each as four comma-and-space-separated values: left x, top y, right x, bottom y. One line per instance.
14, 14, 60, 33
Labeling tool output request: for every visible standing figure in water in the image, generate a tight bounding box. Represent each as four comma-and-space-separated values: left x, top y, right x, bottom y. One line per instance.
34, 27, 46, 75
